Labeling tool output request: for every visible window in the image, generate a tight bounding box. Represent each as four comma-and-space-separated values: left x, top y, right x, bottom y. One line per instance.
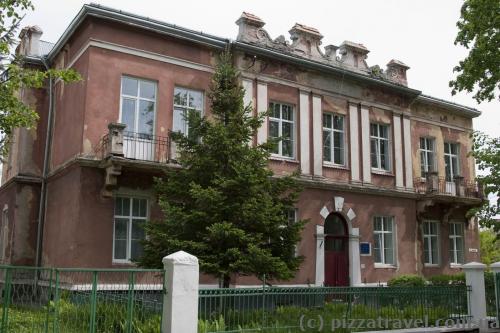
113, 197, 148, 262
370, 124, 391, 171
373, 216, 395, 265
173, 87, 204, 135
323, 113, 345, 165
444, 142, 460, 181
422, 221, 440, 265
0, 207, 7, 262
269, 102, 295, 158
120, 76, 156, 136
420, 138, 435, 176
449, 222, 464, 265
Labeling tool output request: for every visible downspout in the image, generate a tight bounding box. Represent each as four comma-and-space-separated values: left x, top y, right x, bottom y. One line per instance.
35, 57, 54, 268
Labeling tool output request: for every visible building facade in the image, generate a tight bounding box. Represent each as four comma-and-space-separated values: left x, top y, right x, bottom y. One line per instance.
0, 4, 484, 286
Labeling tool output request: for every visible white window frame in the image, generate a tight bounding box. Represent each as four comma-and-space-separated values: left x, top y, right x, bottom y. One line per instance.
373, 216, 396, 267
119, 76, 157, 135
323, 113, 346, 166
113, 196, 149, 264
370, 123, 391, 172
449, 222, 465, 265
420, 137, 436, 177
422, 220, 440, 266
173, 87, 204, 136
444, 142, 460, 181
268, 102, 296, 159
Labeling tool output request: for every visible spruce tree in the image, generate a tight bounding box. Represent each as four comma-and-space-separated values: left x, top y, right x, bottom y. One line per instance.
139, 51, 305, 287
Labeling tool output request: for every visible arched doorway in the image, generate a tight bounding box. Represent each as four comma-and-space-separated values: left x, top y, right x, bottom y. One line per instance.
324, 213, 349, 286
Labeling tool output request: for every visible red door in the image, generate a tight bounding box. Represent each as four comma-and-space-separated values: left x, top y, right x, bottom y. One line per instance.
324, 214, 349, 286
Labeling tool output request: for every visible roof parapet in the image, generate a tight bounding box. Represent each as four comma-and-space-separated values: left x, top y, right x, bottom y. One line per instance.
386, 59, 410, 86
288, 23, 324, 59
338, 41, 369, 71
17, 25, 43, 57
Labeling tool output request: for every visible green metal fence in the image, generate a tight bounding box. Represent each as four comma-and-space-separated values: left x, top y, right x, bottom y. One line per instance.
0, 265, 165, 333
198, 285, 470, 333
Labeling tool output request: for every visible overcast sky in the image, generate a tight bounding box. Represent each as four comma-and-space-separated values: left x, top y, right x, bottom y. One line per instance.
23, 0, 498, 136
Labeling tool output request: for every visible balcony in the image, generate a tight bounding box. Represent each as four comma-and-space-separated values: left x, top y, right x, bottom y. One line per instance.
94, 123, 172, 164
414, 172, 483, 200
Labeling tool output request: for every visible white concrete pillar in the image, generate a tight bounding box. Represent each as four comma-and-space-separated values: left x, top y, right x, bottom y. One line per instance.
312, 95, 323, 177
299, 90, 310, 175
315, 225, 325, 286
360, 106, 371, 184
241, 78, 254, 111
256, 81, 268, 145
349, 103, 360, 182
403, 116, 413, 189
162, 251, 199, 333
349, 228, 362, 286
393, 114, 404, 188
491, 262, 500, 322
463, 262, 487, 325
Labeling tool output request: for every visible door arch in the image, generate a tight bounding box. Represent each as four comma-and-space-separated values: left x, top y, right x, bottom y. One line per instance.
324, 213, 349, 286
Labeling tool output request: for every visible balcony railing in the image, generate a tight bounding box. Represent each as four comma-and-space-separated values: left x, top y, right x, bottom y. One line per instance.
94, 123, 172, 163
414, 173, 483, 199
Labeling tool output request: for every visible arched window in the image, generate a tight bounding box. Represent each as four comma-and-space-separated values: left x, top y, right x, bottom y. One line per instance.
324, 214, 347, 236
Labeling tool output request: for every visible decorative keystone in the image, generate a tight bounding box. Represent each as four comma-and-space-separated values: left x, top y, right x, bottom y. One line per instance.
107, 122, 126, 157
386, 59, 410, 86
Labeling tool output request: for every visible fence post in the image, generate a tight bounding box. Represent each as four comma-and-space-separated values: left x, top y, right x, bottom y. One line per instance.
162, 251, 199, 333
463, 262, 487, 326
491, 262, 500, 325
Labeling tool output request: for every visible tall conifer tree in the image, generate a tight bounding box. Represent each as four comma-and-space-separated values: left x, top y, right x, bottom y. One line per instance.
139, 51, 305, 287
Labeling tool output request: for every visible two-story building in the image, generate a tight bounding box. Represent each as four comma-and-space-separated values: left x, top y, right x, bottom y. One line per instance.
0, 4, 483, 286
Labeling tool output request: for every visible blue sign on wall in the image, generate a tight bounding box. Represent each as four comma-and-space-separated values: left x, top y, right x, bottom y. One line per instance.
360, 242, 371, 255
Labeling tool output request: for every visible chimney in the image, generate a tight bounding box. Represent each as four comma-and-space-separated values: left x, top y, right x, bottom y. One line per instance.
235, 12, 266, 43
386, 59, 410, 86
338, 41, 369, 70
17, 25, 43, 57
288, 23, 323, 59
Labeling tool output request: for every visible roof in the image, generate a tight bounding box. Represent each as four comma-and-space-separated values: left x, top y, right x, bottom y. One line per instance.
39, 3, 480, 118
39, 40, 54, 56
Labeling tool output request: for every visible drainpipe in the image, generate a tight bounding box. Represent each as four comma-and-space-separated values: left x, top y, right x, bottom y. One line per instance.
35, 57, 54, 268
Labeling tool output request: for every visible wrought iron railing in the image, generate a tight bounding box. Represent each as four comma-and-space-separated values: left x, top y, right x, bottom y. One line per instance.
414, 176, 482, 199
198, 285, 470, 332
94, 130, 171, 163
0, 265, 164, 333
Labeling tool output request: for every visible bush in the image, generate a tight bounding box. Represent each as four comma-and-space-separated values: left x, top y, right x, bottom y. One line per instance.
387, 274, 426, 287
428, 273, 465, 286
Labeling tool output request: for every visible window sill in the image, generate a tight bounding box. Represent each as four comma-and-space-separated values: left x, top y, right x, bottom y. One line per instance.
371, 169, 393, 177
270, 156, 299, 164
112, 260, 136, 266
374, 263, 397, 269
450, 263, 463, 269
323, 163, 349, 170
424, 264, 440, 268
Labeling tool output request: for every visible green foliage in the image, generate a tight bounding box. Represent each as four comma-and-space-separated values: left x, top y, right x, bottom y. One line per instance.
427, 273, 465, 286
387, 274, 426, 287
0, 0, 81, 157
467, 132, 500, 232
449, 0, 500, 103
139, 51, 305, 287
480, 229, 500, 265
